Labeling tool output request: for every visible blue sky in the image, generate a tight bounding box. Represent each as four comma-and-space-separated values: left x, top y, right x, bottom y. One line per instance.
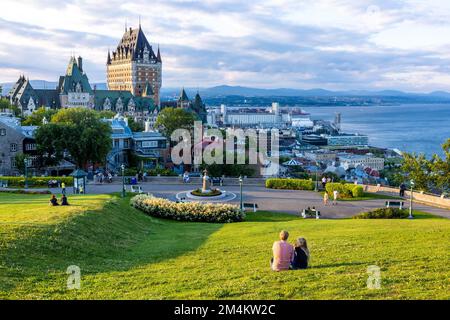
2, 0, 450, 92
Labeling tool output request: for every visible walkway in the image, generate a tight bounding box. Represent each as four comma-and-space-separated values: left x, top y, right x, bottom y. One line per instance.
41, 182, 450, 219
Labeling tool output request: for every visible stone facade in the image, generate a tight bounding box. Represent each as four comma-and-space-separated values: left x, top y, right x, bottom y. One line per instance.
0, 115, 37, 175
107, 26, 162, 107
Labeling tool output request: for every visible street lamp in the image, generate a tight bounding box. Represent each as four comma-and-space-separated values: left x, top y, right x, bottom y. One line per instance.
239, 175, 243, 212
314, 161, 319, 192
121, 164, 126, 198
409, 179, 414, 219
24, 158, 28, 189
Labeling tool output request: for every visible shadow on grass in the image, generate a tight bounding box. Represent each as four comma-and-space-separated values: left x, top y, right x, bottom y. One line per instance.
245, 211, 302, 222
0, 195, 224, 293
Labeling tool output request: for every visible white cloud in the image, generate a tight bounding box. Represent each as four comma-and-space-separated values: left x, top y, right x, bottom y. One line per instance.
1, 0, 450, 91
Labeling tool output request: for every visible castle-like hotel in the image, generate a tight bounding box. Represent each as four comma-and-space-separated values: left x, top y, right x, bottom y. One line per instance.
7, 25, 178, 121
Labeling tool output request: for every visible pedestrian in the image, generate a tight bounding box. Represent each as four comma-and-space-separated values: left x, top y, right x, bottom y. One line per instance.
323, 192, 329, 206
399, 183, 406, 197
333, 190, 339, 205
61, 181, 66, 195
321, 176, 327, 189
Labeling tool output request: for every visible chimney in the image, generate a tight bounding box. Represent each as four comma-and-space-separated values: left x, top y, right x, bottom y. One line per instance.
77, 56, 83, 73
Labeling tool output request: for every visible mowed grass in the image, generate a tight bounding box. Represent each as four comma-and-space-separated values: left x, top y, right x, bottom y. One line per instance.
0, 193, 449, 300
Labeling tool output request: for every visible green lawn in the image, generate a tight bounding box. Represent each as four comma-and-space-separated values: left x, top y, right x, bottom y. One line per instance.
0, 193, 449, 300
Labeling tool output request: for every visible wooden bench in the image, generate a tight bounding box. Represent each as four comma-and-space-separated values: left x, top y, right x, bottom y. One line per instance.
301, 207, 320, 219
385, 201, 404, 209
130, 185, 144, 193
243, 203, 258, 212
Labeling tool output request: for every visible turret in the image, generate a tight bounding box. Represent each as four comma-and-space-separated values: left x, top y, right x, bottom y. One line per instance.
77, 56, 83, 73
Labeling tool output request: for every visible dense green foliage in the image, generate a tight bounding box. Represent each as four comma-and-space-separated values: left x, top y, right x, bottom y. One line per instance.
0, 176, 73, 187
266, 178, 315, 190
325, 183, 364, 198
399, 139, 450, 194
354, 208, 409, 219
0, 193, 448, 299
35, 108, 112, 169
155, 107, 198, 139
0, 98, 21, 116
21, 107, 58, 126
131, 195, 244, 223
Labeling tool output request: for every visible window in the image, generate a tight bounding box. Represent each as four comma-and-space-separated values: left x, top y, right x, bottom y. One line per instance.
10, 143, 17, 152
142, 141, 158, 148
25, 143, 36, 151
11, 157, 17, 168
0, 128, 6, 136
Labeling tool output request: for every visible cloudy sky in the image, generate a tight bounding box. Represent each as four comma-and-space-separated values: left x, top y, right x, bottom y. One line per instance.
2, 0, 450, 92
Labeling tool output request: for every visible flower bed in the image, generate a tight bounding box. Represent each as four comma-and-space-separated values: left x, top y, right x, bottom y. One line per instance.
130, 195, 244, 223
190, 188, 222, 197
265, 178, 315, 190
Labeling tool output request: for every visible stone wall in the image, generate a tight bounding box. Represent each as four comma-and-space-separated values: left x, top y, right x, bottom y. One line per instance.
363, 184, 450, 209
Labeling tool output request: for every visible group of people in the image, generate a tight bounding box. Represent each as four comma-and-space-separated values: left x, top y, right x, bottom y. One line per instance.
49, 194, 69, 206
271, 230, 309, 271
96, 171, 113, 184
323, 189, 339, 206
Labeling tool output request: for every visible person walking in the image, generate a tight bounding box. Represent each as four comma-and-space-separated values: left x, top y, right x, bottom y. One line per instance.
399, 183, 406, 197
61, 182, 66, 195
333, 190, 339, 205
321, 176, 327, 189
323, 192, 329, 206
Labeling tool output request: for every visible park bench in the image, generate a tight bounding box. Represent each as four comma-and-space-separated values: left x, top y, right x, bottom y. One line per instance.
130, 185, 144, 193
385, 201, 404, 209
243, 203, 258, 212
47, 180, 60, 188
0, 180, 8, 188
301, 207, 320, 219
210, 177, 224, 186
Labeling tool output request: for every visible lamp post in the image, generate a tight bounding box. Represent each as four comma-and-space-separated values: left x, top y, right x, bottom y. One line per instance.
239, 175, 243, 212
24, 158, 28, 189
314, 161, 319, 192
409, 179, 414, 219
121, 164, 126, 198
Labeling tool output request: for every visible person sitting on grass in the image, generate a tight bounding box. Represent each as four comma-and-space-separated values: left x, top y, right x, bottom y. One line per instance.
270, 230, 294, 272
291, 238, 310, 270
49, 194, 59, 206
60, 194, 69, 206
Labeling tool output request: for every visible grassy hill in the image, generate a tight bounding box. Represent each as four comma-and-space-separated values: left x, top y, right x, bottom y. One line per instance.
0, 193, 449, 299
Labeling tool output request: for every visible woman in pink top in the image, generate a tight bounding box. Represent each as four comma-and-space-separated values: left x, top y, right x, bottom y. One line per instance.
270, 230, 294, 271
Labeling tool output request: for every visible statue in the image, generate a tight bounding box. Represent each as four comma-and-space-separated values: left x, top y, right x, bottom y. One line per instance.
202, 169, 210, 193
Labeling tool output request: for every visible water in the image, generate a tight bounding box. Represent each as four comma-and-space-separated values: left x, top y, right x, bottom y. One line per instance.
302, 104, 450, 157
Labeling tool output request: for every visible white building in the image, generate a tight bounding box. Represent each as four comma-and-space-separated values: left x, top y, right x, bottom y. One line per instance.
338, 153, 385, 171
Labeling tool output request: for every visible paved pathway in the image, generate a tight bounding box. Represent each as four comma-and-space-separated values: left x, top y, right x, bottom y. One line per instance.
42, 182, 450, 219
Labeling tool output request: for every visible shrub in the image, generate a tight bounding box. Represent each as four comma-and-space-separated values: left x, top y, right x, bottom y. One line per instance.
325, 183, 364, 199
353, 208, 409, 219
0, 176, 73, 187
130, 195, 245, 223
0, 189, 51, 194
147, 168, 177, 176
265, 178, 315, 191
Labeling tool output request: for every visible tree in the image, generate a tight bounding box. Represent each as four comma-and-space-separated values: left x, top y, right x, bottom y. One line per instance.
400, 139, 450, 193
14, 153, 29, 175
22, 107, 58, 126
36, 108, 112, 169
34, 123, 68, 168
127, 116, 144, 132
0, 98, 21, 116
155, 107, 197, 139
